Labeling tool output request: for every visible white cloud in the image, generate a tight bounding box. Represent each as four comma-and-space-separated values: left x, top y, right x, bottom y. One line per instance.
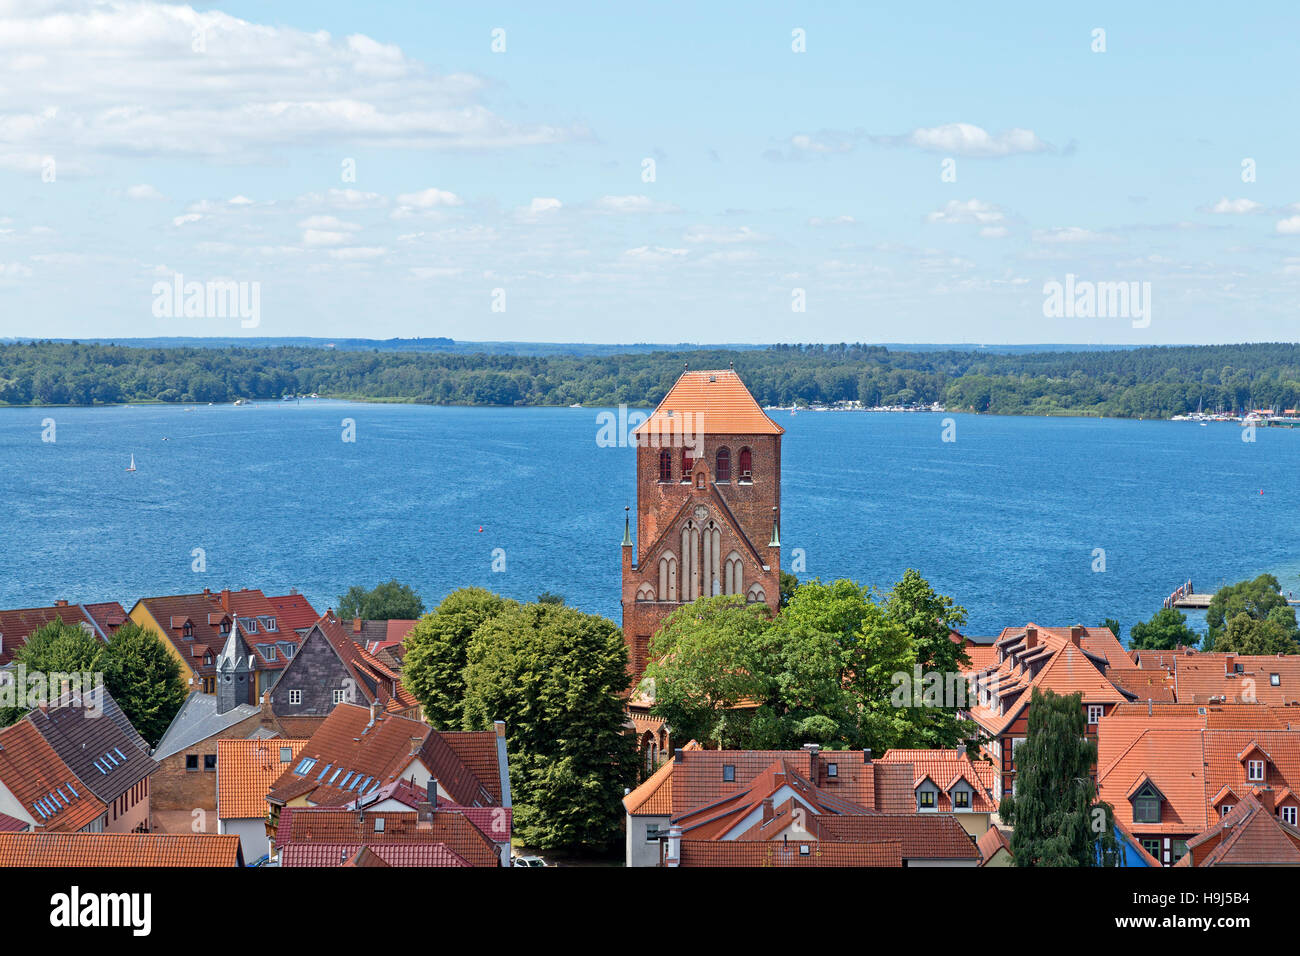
623, 245, 687, 262
1276, 215, 1300, 235
125, 184, 166, 200
979, 226, 1009, 239
927, 199, 1006, 225
526, 197, 562, 214
682, 225, 768, 244
1032, 226, 1116, 243
171, 213, 202, 226
396, 188, 463, 209
1207, 197, 1264, 214
808, 215, 856, 227
298, 215, 360, 232
592, 194, 676, 214
0, 0, 584, 163
329, 246, 387, 260
882, 123, 1050, 157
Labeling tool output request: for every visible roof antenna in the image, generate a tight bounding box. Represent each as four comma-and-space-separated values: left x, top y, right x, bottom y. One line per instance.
684, 362, 689, 371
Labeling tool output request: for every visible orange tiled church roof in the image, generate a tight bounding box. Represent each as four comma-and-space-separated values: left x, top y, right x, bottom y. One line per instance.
633, 369, 783, 437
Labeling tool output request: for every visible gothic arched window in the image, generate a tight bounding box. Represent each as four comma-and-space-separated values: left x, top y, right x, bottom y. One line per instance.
738, 447, 753, 481
715, 447, 731, 481
658, 449, 672, 482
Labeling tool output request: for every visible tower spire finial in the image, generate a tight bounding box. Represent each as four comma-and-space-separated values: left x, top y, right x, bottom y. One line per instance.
622, 505, 633, 547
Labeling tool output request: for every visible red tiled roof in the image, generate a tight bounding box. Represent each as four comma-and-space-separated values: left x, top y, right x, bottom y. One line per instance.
1178, 794, 1300, 866
877, 748, 998, 812
816, 814, 979, 861
0, 832, 242, 866
969, 625, 1129, 736
217, 739, 309, 820
678, 839, 900, 867
1170, 654, 1300, 706
265, 593, 320, 632
264, 704, 497, 809
275, 808, 499, 866
0, 603, 119, 665
977, 825, 1010, 864
633, 369, 783, 438
285, 842, 470, 867
0, 720, 106, 832
0, 813, 30, 833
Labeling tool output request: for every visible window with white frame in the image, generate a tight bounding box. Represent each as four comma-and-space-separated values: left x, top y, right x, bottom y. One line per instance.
1282, 806, 1297, 826
1247, 759, 1265, 782
1220, 804, 1234, 817
288, 689, 302, 705
1087, 704, 1104, 725
333, 689, 347, 704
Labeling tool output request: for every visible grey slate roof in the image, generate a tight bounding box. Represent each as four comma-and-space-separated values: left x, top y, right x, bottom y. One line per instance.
26, 687, 158, 803
152, 691, 260, 761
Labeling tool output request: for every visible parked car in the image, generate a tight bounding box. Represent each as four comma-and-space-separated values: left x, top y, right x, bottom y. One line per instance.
512, 855, 550, 867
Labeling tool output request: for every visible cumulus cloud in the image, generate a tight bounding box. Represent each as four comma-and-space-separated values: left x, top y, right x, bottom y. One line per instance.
926, 199, 1006, 225
1276, 215, 1300, 235
591, 194, 677, 214
1032, 226, 1116, 243
125, 184, 166, 200
876, 123, 1050, 157
1206, 197, 1265, 214
0, 0, 585, 163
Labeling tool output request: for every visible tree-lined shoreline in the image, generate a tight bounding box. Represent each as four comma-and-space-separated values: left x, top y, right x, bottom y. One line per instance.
4, 340, 1300, 420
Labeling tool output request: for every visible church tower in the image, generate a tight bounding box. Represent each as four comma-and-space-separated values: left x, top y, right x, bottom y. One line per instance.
215, 619, 255, 715
621, 367, 783, 685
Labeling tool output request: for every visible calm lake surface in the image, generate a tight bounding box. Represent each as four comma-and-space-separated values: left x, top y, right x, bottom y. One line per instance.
2, 401, 1298, 640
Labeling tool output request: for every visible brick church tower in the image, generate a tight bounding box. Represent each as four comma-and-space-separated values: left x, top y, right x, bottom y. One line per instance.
621, 367, 783, 686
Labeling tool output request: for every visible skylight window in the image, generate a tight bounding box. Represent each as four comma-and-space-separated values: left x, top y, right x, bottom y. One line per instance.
723, 764, 735, 782
294, 757, 317, 775
329, 768, 343, 784
316, 763, 333, 781
34, 803, 47, 819
340, 772, 355, 788
114, 748, 126, 762
65, 782, 77, 798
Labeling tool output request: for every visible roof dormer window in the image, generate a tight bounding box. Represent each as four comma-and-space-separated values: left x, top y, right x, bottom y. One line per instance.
1133, 784, 1161, 824
1247, 759, 1265, 782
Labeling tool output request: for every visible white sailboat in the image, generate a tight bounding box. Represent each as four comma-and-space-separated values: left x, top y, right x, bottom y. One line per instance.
126, 454, 136, 472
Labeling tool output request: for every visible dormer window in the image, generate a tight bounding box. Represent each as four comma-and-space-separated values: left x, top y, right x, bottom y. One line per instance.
918, 789, 936, 810
182, 622, 193, 638
953, 789, 970, 810
1247, 759, 1265, 782
1220, 804, 1234, 818
1087, 704, 1104, 725
1133, 784, 1161, 824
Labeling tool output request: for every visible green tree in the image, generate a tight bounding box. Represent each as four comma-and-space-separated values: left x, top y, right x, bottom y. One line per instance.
882, 569, 975, 749
535, 591, 565, 605
403, 588, 514, 729
1100, 618, 1122, 639
100, 622, 188, 746
779, 570, 800, 608
644, 596, 772, 749
1211, 612, 1300, 655
461, 602, 636, 851
1128, 608, 1200, 651
336, 579, 425, 620
0, 619, 105, 726
1206, 574, 1300, 645
998, 689, 1121, 867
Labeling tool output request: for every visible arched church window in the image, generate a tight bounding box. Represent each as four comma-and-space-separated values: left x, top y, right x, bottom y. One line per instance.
738, 447, 753, 481
715, 447, 731, 481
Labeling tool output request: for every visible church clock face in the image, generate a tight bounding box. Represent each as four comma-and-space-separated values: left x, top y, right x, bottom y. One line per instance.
693, 505, 709, 520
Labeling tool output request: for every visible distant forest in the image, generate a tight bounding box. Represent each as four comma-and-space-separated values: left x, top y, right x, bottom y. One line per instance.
4, 340, 1300, 419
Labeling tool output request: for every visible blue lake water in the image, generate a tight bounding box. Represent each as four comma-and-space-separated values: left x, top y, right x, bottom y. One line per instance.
2, 401, 1298, 641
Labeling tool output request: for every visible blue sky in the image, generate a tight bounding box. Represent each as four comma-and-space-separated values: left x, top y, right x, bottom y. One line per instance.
2, 0, 1299, 344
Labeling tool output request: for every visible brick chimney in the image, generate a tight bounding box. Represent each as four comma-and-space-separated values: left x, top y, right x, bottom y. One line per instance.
353, 617, 362, 634
664, 825, 682, 867
803, 742, 819, 778
1225, 654, 1237, 677
220, 588, 231, 611
1257, 788, 1274, 814
54, 599, 68, 607
761, 797, 774, 823
1024, 626, 1038, 648
1069, 625, 1084, 646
